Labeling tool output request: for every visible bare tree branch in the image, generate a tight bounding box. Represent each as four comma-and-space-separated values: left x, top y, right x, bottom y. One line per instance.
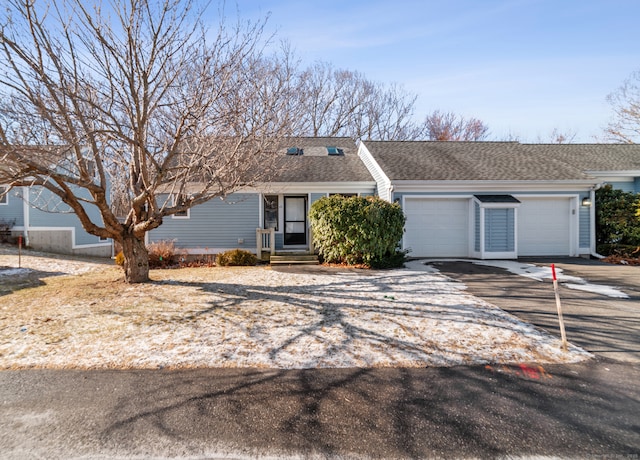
0, 0, 292, 282
606, 69, 640, 143
295, 61, 422, 141
536, 127, 578, 144
422, 110, 490, 141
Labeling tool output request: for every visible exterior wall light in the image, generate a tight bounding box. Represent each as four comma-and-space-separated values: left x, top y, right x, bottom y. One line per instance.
581, 197, 592, 207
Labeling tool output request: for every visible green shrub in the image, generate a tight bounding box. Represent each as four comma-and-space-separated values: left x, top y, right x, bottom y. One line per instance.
596, 185, 640, 249
309, 195, 406, 268
216, 249, 257, 266
596, 243, 640, 258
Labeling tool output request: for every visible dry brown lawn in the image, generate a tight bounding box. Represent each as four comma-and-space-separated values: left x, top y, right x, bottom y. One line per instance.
0, 248, 591, 369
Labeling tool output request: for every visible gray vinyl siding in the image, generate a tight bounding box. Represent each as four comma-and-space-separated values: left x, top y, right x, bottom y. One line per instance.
485, 208, 515, 252
149, 193, 259, 250
635, 177, 640, 193
474, 202, 480, 252
310, 193, 326, 204
608, 181, 636, 193
0, 187, 24, 227
274, 232, 285, 251
27, 186, 106, 246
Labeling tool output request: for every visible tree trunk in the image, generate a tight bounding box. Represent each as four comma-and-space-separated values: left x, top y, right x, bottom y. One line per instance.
121, 233, 150, 283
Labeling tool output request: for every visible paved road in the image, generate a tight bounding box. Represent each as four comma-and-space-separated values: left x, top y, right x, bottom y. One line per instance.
429, 257, 640, 363
1, 362, 639, 459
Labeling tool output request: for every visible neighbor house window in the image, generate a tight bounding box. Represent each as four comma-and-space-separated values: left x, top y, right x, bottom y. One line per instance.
0, 186, 7, 205
172, 194, 190, 219
264, 195, 279, 231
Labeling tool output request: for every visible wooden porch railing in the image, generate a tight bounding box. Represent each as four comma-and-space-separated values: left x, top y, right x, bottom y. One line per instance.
256, 228, 275, 257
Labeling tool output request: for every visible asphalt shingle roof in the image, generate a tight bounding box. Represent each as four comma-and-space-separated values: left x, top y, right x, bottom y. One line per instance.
362, 141, 640, 182
518, 144, 640, 172
272, 137, 374, 183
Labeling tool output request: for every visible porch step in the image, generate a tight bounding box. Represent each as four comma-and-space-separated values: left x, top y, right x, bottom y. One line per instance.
269, 254, 319, 265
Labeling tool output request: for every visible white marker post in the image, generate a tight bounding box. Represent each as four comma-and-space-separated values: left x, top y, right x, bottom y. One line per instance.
551, 264, 568, 352
18, 235, 22, 268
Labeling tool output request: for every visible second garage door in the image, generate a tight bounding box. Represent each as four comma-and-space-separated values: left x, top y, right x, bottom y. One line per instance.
517, 197, 573, 256
404, 198, 469, 257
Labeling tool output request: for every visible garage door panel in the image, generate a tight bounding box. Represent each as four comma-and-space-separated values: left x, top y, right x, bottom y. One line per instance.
518, 198, 571, 256
404, 198, 469, 257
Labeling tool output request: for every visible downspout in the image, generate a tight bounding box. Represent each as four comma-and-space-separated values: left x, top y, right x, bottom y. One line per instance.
22, 186, 30, 247
590, 184, 605, 259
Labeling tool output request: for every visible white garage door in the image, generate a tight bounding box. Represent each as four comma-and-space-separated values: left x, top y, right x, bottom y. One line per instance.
518, 197, 572, 256
404, 198, 469, 257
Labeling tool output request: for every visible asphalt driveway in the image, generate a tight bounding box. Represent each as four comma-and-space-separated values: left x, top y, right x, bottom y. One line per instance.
427, 257, 640, 363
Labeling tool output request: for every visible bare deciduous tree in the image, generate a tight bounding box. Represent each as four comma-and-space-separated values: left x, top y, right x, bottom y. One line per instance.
422, 110, 490, 141
0, 0, 293, 283
606, 70, 640, 143
537, 128, 578, 144
295, 61, 423, 140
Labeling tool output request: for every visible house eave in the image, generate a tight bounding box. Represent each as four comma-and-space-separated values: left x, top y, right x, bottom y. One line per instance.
586, 170, 640, 177
390, 180, 598, 193
169, 181, 376, 195
249, 181, 377, 194
586, 170, 640, 183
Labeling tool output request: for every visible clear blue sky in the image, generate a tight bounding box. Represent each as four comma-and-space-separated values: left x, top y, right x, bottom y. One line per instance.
233, 0, 640, 142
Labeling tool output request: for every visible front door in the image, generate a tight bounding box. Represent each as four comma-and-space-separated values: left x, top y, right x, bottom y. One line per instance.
284, 196, 307, 245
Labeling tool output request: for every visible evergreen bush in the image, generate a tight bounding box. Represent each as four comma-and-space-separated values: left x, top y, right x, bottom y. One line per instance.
309, 195, 406, 268
596, 185, 640, 255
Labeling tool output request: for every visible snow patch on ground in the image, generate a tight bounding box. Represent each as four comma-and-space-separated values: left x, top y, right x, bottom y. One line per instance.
0, 267, 32, 277
562, 283, 629, 298
0, 254, 592, 370
428, 259, 629, 299
0, 247, 107, 276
